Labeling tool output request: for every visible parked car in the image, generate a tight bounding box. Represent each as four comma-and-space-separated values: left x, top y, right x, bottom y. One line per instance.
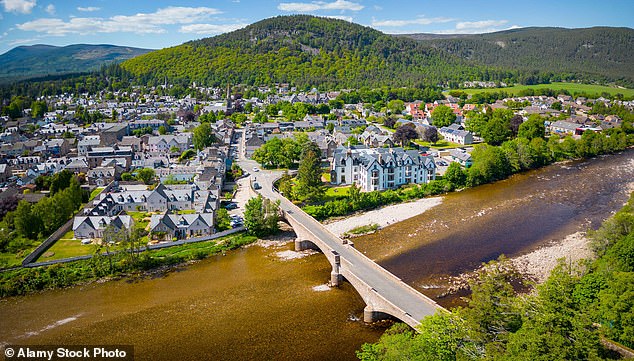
252, 167, 259, 172
253, 182, 262, 190
224, 202, 238, 210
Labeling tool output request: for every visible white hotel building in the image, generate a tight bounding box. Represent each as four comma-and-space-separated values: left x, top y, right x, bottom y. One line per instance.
330, 146, 436, 192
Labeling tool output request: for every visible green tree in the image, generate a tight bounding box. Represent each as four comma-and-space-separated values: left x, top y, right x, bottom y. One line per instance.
214, 208, 231, 231
192, 123, 217, 150
293, 141, 324, 203
387, 99, 405, 114
244, 195, 280, 237
121, 172, 133, 181
517, 114, 545, 140
13, 200, 42, 240
444, 162, 467, 188
158, 125, 167, 135
136, 168, 156, 185
30, 101, 48, 118
482, 116, 512, 145
431, 105, 456, 127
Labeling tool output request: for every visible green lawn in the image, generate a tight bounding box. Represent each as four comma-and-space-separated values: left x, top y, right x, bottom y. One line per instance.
89, 187, 106, 201
324, 185, 353, 199
450, 82, 634, 98
37, 239, 97, 261
0, 252, 25, 268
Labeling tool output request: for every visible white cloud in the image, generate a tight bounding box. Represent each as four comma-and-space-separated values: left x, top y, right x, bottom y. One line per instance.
1, 0, 37, 14
456, 20, 508, 30
433, 24, 520, 35
17, 6, 223, 35
278, 0, 363, 12
110, 6, 222, 26
77, 6, 100, 12
372, 16, 454, 27
324, 15, 353, 22
44, 3, 54, 15
9, 37, 38, 46
180, 23, 248, 35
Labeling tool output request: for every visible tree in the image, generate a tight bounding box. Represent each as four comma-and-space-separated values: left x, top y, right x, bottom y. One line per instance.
192, 123, 217, 150
431, 105, 456, 127
387, 99, 405, 114
421, 126, 439, 144
136, 168, 156, 185
444, 162, 467, 188
121, 172, 133, 181
393, 123, 418, 147
30, 101, 48, 118
244, 195, 280, 237
214, 208, 231, 231
382, 115, 397, 129
14, 200, 42, 240
294, 141, 324, 203
482, 116, 512, 146
509, 115, 524, 136
158, 125, 167, 135
517, 114, 545, 140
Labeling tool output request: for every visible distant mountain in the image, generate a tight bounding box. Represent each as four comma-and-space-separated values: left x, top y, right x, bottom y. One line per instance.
0, 44, 152, 82
399, 27, 634, 86
121, 15, 497, 89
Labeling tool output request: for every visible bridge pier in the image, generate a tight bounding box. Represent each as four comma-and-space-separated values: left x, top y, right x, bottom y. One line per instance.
330, 251, 341, 287
363, 305, 391, 323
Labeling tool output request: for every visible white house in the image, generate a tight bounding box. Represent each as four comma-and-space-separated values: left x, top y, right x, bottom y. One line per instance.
73, 215, 133, 239
149, 212, 214, 240
330, 146, 436, 192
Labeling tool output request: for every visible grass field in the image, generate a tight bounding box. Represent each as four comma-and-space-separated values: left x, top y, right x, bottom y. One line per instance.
38, 239, 97, 261
451, 82, 634, 98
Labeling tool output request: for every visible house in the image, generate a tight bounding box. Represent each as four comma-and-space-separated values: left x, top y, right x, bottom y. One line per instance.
0, 164, 11, 183
73, 215, 134, 239
548, 120, 580, 135
78, 137, 101, 156
146, 135, 191, 154
87, 164, 122, 186
149, 212, 214, 240
245, 136, 265, 158
330, 146, 436, 192
449, 149, 473, 167
439, 124, 474, 145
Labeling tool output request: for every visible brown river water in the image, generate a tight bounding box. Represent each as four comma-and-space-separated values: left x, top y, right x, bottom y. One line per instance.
1, 150, 633, 360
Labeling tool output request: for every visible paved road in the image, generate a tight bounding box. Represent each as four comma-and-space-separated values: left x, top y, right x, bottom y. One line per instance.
237, 156, 443, 324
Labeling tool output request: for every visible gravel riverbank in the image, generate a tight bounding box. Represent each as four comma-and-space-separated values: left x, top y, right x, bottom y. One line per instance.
324, 197, 443, 236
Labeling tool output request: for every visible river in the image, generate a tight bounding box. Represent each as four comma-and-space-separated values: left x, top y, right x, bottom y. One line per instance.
1, 150, 633, 360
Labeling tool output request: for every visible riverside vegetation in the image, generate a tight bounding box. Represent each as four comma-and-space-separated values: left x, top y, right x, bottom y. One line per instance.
263, 122, 633, 220
0, 233, 257, 298
357, 194, 634, 360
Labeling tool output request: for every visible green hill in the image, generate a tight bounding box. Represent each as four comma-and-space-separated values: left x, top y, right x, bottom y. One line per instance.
400, 27, 634, 86
121, 15, 501, 89
0, 44, 152, 82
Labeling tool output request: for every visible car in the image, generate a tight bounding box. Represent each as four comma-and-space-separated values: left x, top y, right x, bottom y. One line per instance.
252, 167, 259, 172
253, 182, 262, 190
224, 202, 238, 210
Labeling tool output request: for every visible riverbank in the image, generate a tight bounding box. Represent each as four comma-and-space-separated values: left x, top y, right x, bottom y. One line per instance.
511, 231, 594, 283
0, 232, 257, 298
324, 197, 443, 237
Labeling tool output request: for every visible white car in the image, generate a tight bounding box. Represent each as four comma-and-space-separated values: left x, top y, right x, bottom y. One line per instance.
253, 167, 259, 172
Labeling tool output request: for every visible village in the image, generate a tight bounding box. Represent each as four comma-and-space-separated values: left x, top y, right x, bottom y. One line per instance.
0, 82, 631, 255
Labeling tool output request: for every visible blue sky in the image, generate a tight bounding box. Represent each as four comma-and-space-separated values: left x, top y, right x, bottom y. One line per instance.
0, 0, 632, 54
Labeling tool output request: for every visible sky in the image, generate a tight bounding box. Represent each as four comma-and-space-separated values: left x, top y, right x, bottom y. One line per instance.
0, 0, 632, 54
